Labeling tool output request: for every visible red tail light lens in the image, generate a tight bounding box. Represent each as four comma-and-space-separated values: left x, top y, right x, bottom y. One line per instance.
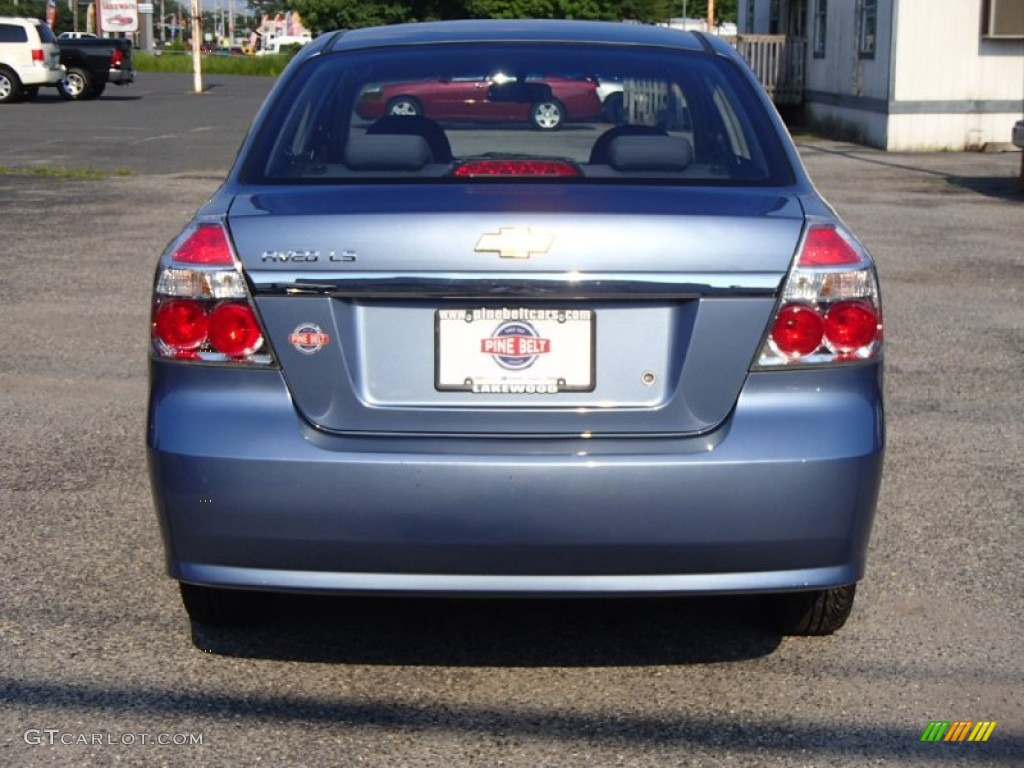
798, 226, 862, 267
771, 304, 824, 358
824, 300, 880, 352
172, 224, 234, 265
208, 302, 263, 357
111, 49, 123, 68
31, 49, 45, 63
153, 299, 209, 353
454, 160, 581, 177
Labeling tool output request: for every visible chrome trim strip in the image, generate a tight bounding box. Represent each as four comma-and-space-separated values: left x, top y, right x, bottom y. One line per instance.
247, 271, 781, 299
177, 562, 856, 595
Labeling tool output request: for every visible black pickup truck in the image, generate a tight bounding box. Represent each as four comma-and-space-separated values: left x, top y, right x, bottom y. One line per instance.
57, 37, 135, 100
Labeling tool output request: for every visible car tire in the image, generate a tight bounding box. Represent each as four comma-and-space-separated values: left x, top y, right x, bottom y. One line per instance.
21, 85, 39, 101
530, 100, 564, 131
178, 582, 269, 627
0, 66, 23, 104
770, 584, 857, 636
386, 96, 421, 117
58, 67, 92, 101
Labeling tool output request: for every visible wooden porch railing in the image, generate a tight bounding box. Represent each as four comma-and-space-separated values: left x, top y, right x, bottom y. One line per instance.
724, 35, 806, 105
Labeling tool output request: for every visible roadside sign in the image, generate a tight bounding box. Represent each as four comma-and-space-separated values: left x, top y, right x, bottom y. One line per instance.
97, 0, 139, 34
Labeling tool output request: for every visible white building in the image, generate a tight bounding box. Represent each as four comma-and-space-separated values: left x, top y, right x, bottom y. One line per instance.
739, 0, 1024, 150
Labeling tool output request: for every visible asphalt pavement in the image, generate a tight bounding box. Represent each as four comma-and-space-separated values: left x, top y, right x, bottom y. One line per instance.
0, 72, 274, 174
0, 72, 1022, 767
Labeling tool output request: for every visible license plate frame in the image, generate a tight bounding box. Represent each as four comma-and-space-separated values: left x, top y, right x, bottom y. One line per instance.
435, 307, 595, 394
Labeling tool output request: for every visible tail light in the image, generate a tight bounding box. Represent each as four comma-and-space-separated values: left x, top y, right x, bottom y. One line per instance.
151, 221, 275, 366
110, 48, 123, 69
754, 221, 882, 368
31, 49, 45, 63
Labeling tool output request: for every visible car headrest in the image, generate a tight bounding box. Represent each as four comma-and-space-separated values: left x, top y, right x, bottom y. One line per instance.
345, 135, 432, 171
366, 116, 454, 163
588, 125, 668, 165
607, 135, 694, 171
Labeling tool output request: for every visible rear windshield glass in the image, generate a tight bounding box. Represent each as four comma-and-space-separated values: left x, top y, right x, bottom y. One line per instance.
244, 42, 793, 186
36, 22, 57, 44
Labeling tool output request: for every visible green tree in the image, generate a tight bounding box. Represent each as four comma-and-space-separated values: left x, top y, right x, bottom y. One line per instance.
667, 1, 738, 23
247, 0, 289, 17
0, 0, 75, 34
461, 0, 617, 20
619, 0, 739, 24
284, 0, 410, 32
281, 0, 737, 33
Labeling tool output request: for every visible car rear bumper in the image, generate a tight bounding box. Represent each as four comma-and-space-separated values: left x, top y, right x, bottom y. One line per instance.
148, 362, 885, 596
108, 68, 134, 85
20, 66, 63, 86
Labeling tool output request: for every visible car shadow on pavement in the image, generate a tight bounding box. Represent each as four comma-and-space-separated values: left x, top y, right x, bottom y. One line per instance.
21, 94, 144, 104
88, 94, 144, 101
795, 141, 1024, 202
944, 175, 1024, 198
6, 675, 1022, 761
189, 595, 782, 666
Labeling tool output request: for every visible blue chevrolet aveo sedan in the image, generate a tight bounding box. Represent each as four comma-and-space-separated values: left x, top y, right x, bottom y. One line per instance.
148, 20, 884, 635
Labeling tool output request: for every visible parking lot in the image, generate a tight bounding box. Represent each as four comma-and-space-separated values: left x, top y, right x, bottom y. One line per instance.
0, 73, 1021, 766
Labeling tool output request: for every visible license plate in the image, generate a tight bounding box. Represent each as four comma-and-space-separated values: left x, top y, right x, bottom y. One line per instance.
435, 307, 594, 394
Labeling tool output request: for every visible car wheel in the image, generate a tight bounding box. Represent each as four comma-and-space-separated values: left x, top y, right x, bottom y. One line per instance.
0, 66, 23, 104
21, 85, 39, 101
770, 584, 857, 636
386, 96, 421, 117
84, 81, 106, 100
603, 92, 625, 124
179, 582, 269, 627
530, 100, 564, 131
58, 67, 92, 101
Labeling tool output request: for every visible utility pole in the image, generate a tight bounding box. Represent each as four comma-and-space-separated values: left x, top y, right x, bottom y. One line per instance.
190, 0, 202, 93
707, 0, 715, 31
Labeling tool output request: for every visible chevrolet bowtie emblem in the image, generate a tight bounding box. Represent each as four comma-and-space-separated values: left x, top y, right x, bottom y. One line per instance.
475, 228, 554, 259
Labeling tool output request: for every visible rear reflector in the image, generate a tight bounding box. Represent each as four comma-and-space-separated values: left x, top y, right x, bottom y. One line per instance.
454, 160, 582, 178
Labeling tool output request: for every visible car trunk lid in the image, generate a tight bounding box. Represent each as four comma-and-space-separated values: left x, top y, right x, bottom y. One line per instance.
229, 184, 803, 436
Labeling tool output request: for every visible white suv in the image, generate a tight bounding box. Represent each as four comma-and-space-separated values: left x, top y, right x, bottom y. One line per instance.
0, 17, 62, 104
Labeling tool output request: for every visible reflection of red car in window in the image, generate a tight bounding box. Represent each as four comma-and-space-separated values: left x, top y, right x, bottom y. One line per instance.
357, 74, 603, 131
